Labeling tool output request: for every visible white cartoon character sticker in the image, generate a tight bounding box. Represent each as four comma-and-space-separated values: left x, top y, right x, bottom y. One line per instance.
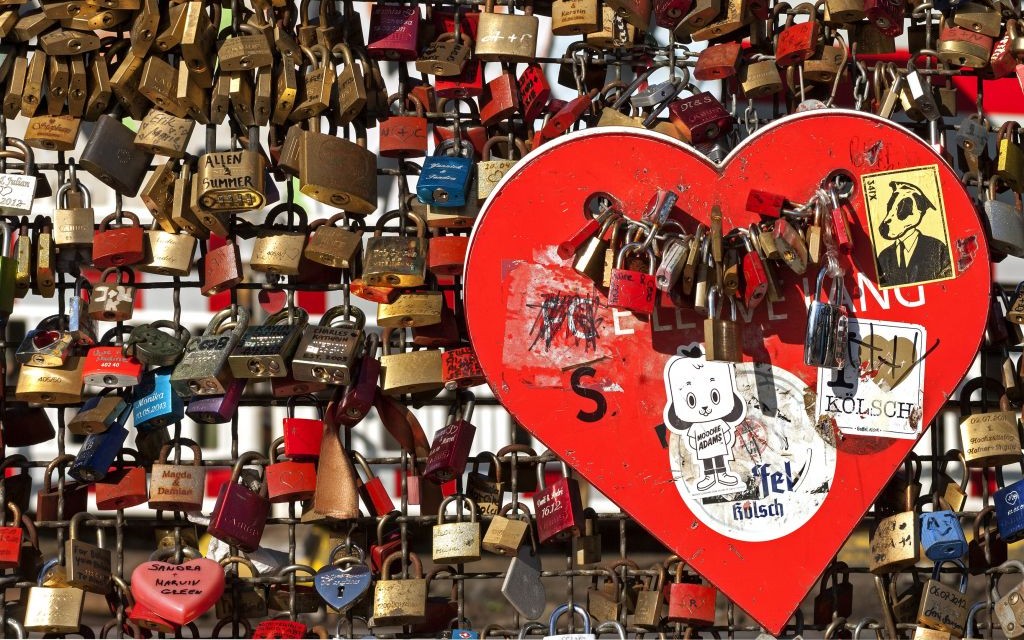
663, 345, 747, 497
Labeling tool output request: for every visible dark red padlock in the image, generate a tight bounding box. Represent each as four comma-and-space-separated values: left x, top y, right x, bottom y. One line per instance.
433, 8, 480, 40
271, 372, 327, 399
533, 462, 584, 544
367, 3, 421, 61
540, 91, 596, 144
435, 58, 485, 100
433, 98, 487, 159
380, 94, 429, 158
334, 334, 381, 428
353, 451, 395, 517
668, 92, 734, 145
370, 511, 403, 573
864, 0, 905, 36
812, 562, 854, 626
441, 347, 485, 390
480, 68, 521, 127
92, 210, 145, 269
253, 620, 309, 639
351, 277, 400, 304
518, 63, 551, 122
95, 450, 148, 510
740, 233, 769, 310
283, 394, 324, 460
0, 503, 23, 569
36, 454, 90, 521
665, 556, 718, 625
207, 452, 271, 552
2, 404, 55, 446
413, 298, 462, 347
775, 7, 822, 67
428, 233, 469, 276
423, 393, 477, 484
654, 0, 695, 28
265, 438, 317, 504
988, 28, 1017, 79
694, 42, 741, 81
608, 242, 657, 315
829, 194, 853, 254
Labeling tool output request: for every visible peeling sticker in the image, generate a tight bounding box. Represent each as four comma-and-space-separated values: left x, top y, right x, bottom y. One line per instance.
955, 235, 979, 273
816, 318, 926, 440
668, 352, 836, 542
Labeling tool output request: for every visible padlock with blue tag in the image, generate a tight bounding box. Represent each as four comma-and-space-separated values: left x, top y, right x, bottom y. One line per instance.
417, 139, 473, 208
315, 544, 373, 612
132, 367, 184, 432
70, 402, 130, 483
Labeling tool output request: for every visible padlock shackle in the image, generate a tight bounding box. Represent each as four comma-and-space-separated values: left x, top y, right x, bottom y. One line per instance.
376, 509, 401, 545
286, 393, 324, 420
436, 494, 478, 524
931, 557, 969, 593
547, 603, 591, 635
380, 550, 423, 580
219, 553, 262, 577
42, 454, 77, 492
156, 438, 203, 466
959, 376, 1007, 416
327, 541, 365, 566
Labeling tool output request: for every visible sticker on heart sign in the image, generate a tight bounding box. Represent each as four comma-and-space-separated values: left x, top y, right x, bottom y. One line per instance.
463, 110, 990, 633
130, 558, 225, 626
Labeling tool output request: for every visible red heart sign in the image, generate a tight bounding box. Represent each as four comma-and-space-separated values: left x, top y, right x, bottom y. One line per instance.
130, 558, 225, 626
464, 111, 989, 633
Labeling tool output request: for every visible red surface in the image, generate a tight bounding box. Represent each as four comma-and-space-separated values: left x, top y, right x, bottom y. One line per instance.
463, 111, 990, 633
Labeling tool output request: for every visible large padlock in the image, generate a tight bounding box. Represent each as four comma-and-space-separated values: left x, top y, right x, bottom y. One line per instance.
995, 462, 1024, 543
368, 3, 421, 60
870, 510, 920, 573
149, 440, 206, 512
79, 114, 153, 196
228, 307, 309, 378
938, 21, 993, 68
424, 392, 477, 483
379, 327, 443, 396
15, 356, 83, 405
265, 437, 317, 503
292, 304, 366, 386
917, 559, 969, 636
64, 513, 112, 594
533, 461, 584, 544
92, 210, 144, 269
208, 452, 271, 552
959, 376, 1022, 468
373, 552, 428, 625
433, 495, 482, 564
23, 558, 85, 634
476, 0, 539, 61
82, 328, 143, 388
171, 306, 250, 397
298, 119, 377, 213
88, 267, 136, 322
804, 266, 849, 369
363, 211, 429, 288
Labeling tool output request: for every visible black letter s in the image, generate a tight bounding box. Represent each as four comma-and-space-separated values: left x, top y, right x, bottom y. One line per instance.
571, 366, 607, 423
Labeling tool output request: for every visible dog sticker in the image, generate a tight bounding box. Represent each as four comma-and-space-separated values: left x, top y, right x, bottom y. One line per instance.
862, 165, 954, 289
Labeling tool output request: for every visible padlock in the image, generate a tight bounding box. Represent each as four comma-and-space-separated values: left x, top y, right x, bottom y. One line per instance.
703, 287, 743, 363
425, 393, 477, 483
354, 452, 396, 517
53, 180, 94, 251
805, 266, 849, 369
148, 440, 206, 512
370, 513, 404, 574
776, 3, 822, 66
377, 290, 444, 328
432, 495, 482, 564
80, 114, 153, 196
268, 564, 322, 614
363, 211, 430, 288
228, 306, 309, 379
0, 502, 24, 570
969, 505, 1008, 575
282, 395, 324, 460
335, 333, 382, 427
292, 304, 366, 386
482, 502, 531, 556
419, 139, 474, 208
304, 212, 364, 269
368, 2, 421, 60
544, 603, 594, 640
959, 376, 1022, 467
140, 225, 197, 277
374, 552, 428, 625
920, 508, 968, 562
476, 0, 539, 61
634, 563, 667, 628
665, 556, 717, 625
869, 510, 920, 573
83, 331, 143, 388
249, 204, 309, 276
23, 558, 85, 633
533, 461, 584, 544
69, 406, 129, 483
194, 133, 266, 215
917, 559, 969, 635
740, 57, 785, 98
16, 316, 78, 369
986, 176, 1024, 258
125, 321, 191, 368
379, 328, 444, 396
68, 387, 127, 436
934, 449, 970, 512
95, 449, 148, 511
216, 555, 269, 620
990, 560, 1024, 639
64, 513, 112, 594
995, 462, 1024, 543
88, 267, 136, 322
574, 508, 603, 565
265, 437, 316, 503
171, 306, 250, 397
35, 455, 89, 522
584, 566, 621, 623
185, 377, 247, 425
429, 231, 470, 276
465, 452, 504, 516
695, 42, 742, 80
553, 0, 601, 34
418, 30, 473, 77
442, 346, 486, 390
92, 210, 144, 269
133, 109, 195, 158
202, 241, 244, 297
298, 119, 377, 213
2, 402, 55, 448
208, 452, 271, 552
608, 241, 657, 315
478, 136, 526, 201
15, 357, 83, 405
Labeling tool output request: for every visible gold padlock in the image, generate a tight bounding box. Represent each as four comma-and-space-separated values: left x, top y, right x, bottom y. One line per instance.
379, 328, 443, 396
373, 552, 427, 626
432, 495, 482, 564
139, 225, 197, 277
475, 0, 539, 62
133, 109, 195, 158
959, 377, 1022, 468
362, 210, 428, 288
304, 211, 363, 269
195, 135, 266, 214
482, 502, 530, 556
478, 135, 526, 201
249, 204, 309, 276
15, 357, 83, 405
377, 291, 443, 328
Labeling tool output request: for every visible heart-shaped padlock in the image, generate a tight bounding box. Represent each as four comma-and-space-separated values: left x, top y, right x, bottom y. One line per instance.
314, 547, 372, 612
130, 553, 224, 626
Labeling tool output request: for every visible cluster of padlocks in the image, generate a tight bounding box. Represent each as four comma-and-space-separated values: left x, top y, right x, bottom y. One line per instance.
3, 0, 1024, 636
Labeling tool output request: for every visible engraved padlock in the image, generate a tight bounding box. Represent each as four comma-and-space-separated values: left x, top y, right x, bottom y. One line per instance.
292, 304, 366, 386
363, 210, 429, 288
170, 306, 250, 397
228, 307, 309, 379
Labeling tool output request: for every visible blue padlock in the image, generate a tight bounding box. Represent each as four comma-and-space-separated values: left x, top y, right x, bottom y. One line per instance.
417, 139, 473, 208
132, 367, 184, 432
995, 465, 1024, 543
920, 509, 968, 561
70, 402, 130, 482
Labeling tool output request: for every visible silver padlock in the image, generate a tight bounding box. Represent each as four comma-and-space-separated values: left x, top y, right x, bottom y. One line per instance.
170, 306, 250, 397
804, 266, 849, 370
984, 177, 1024, 258
543, 603, 596, 640
993, 560, 1024, 639
291, 304, 365, 386
0, 138, 39, 216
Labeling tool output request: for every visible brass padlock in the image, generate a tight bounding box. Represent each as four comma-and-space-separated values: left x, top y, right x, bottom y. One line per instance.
23, 558, 85, 634
149, 439, 206, 512
64, 513, 111, 594
739, 57, 784, 98
15, 357, 83, 405
373, 552, 427, 625
869, 510, 920, 574
959, 376, 1022, 468
53, 179, 94, 250
379, 327, 443, 396
478, 135, 526, 201
363, 210, 428, 288
304, 212, 364, 269
227, 307, 309, 379
133, 108, 195, 158
482, 502, 531, 556
552, 0, 602, 35
476, 0, 539, 62
195, 131, 267, 213
377, 291, 444, 328
139, 224, 197, 277
432, 495, 482, 564
298, 119, 378, 213
250, 203, 309, 276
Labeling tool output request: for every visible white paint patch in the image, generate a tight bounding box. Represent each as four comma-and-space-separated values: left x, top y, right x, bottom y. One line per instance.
816, 318, 925, 440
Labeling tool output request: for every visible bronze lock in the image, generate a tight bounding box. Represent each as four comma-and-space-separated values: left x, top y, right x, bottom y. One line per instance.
363, 210, 429, 288
133, 108, 195, 158
195, 130, 267, 214
250, 203, 310, 276
304, 211, 364, 269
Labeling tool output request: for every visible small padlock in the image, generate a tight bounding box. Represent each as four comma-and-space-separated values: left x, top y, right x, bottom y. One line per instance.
368, 3, 421, 60
374, 552, 428, 625
94, 449, 148, 511
363, 210, 429, 288
804, 266, 849, 369
67, 387, 127, 436
920, 508, 968, 562
704, 286, 743, 363
249, 203, 310, 276
69, 406, 129, 483
354, 452, 396, 517
88, 267, 136, 322
869, 509, 920, 573
64, 513, 112, 594
665, 555, 717, 625
148, 439, 206, 512
92, 210, 145, 269
634, 563, 667, 628
35, 455, 89, 522
171, 306, 250, 397
282, 395, 325, 460
125, 321, 191, 368
419, 139, 474, 208
544, 603, 594, 640
265, 437, 317, 503
533, 461, 584, 544
208, 452, 271, 552
482, 502, 531, 556
608, 241, 657, 315
917, 559, 969, 635
304, 211, 364, 269
432, 495, 482, 564
574, 508, 603, 565
185, 377, 247, 425
424, 392, 477, 483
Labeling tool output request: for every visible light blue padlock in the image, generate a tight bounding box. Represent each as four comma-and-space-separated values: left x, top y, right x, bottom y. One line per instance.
132, 366, 184, 432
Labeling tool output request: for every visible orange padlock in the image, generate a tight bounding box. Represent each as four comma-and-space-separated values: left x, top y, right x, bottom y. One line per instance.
265, 437, 317, 504
428, 232, 469, 277
95, 449, 148, 511
92, 210, 145, 269
665, 555, 718, 626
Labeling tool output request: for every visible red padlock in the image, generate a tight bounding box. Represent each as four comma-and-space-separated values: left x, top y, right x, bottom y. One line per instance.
665, 556, 718, 626
540, 91, 596, 143
265, 438, 317, 504
428, 232, 469, 276
740, 231, 769, 310
36, 454, 90, 521
353, 451, 395, 517
441, 347, 486, 390
83, 344, 144, 388
95, 449, 148, 510
413, 297, 462, 347
480, 68, 521, 127
608, 242, 657, 315
775, 5, 822, 66
92, 210, 145, 269
370, 511, 403, 573
435, 58, 486, 99
254, 620, 309, 639
334, 334, 381, 428
351, 277, 399, 304
283, 394, 324, 460
433, 99, 487, 159
379, 94, 429, 158
828, 189, 853, 254
201, 240, 244, 297
367, 3, 421, 61
694, 42, 742, 81
533, 461, 585, 544
668, 92, 734, 145
746, 189, 789, 218
423, 393, 477, 484
518, 63, 551, 122
128, 598, 177, 633
207, 452, 271, 552
987, 22, 1017, 79
654, 0, 695, 28
0, 503, 23, 569
864, 0, 905, 36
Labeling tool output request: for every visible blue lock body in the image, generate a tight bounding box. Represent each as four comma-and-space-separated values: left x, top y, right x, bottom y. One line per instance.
417, 140, 473, 208
70, 405, 130, 482
995, 477, 1024, 542
132, 367, 184, 432
920, 510, 968, 561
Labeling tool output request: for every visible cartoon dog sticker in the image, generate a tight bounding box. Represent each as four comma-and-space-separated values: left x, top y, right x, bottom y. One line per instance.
663, 346, 746, 492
